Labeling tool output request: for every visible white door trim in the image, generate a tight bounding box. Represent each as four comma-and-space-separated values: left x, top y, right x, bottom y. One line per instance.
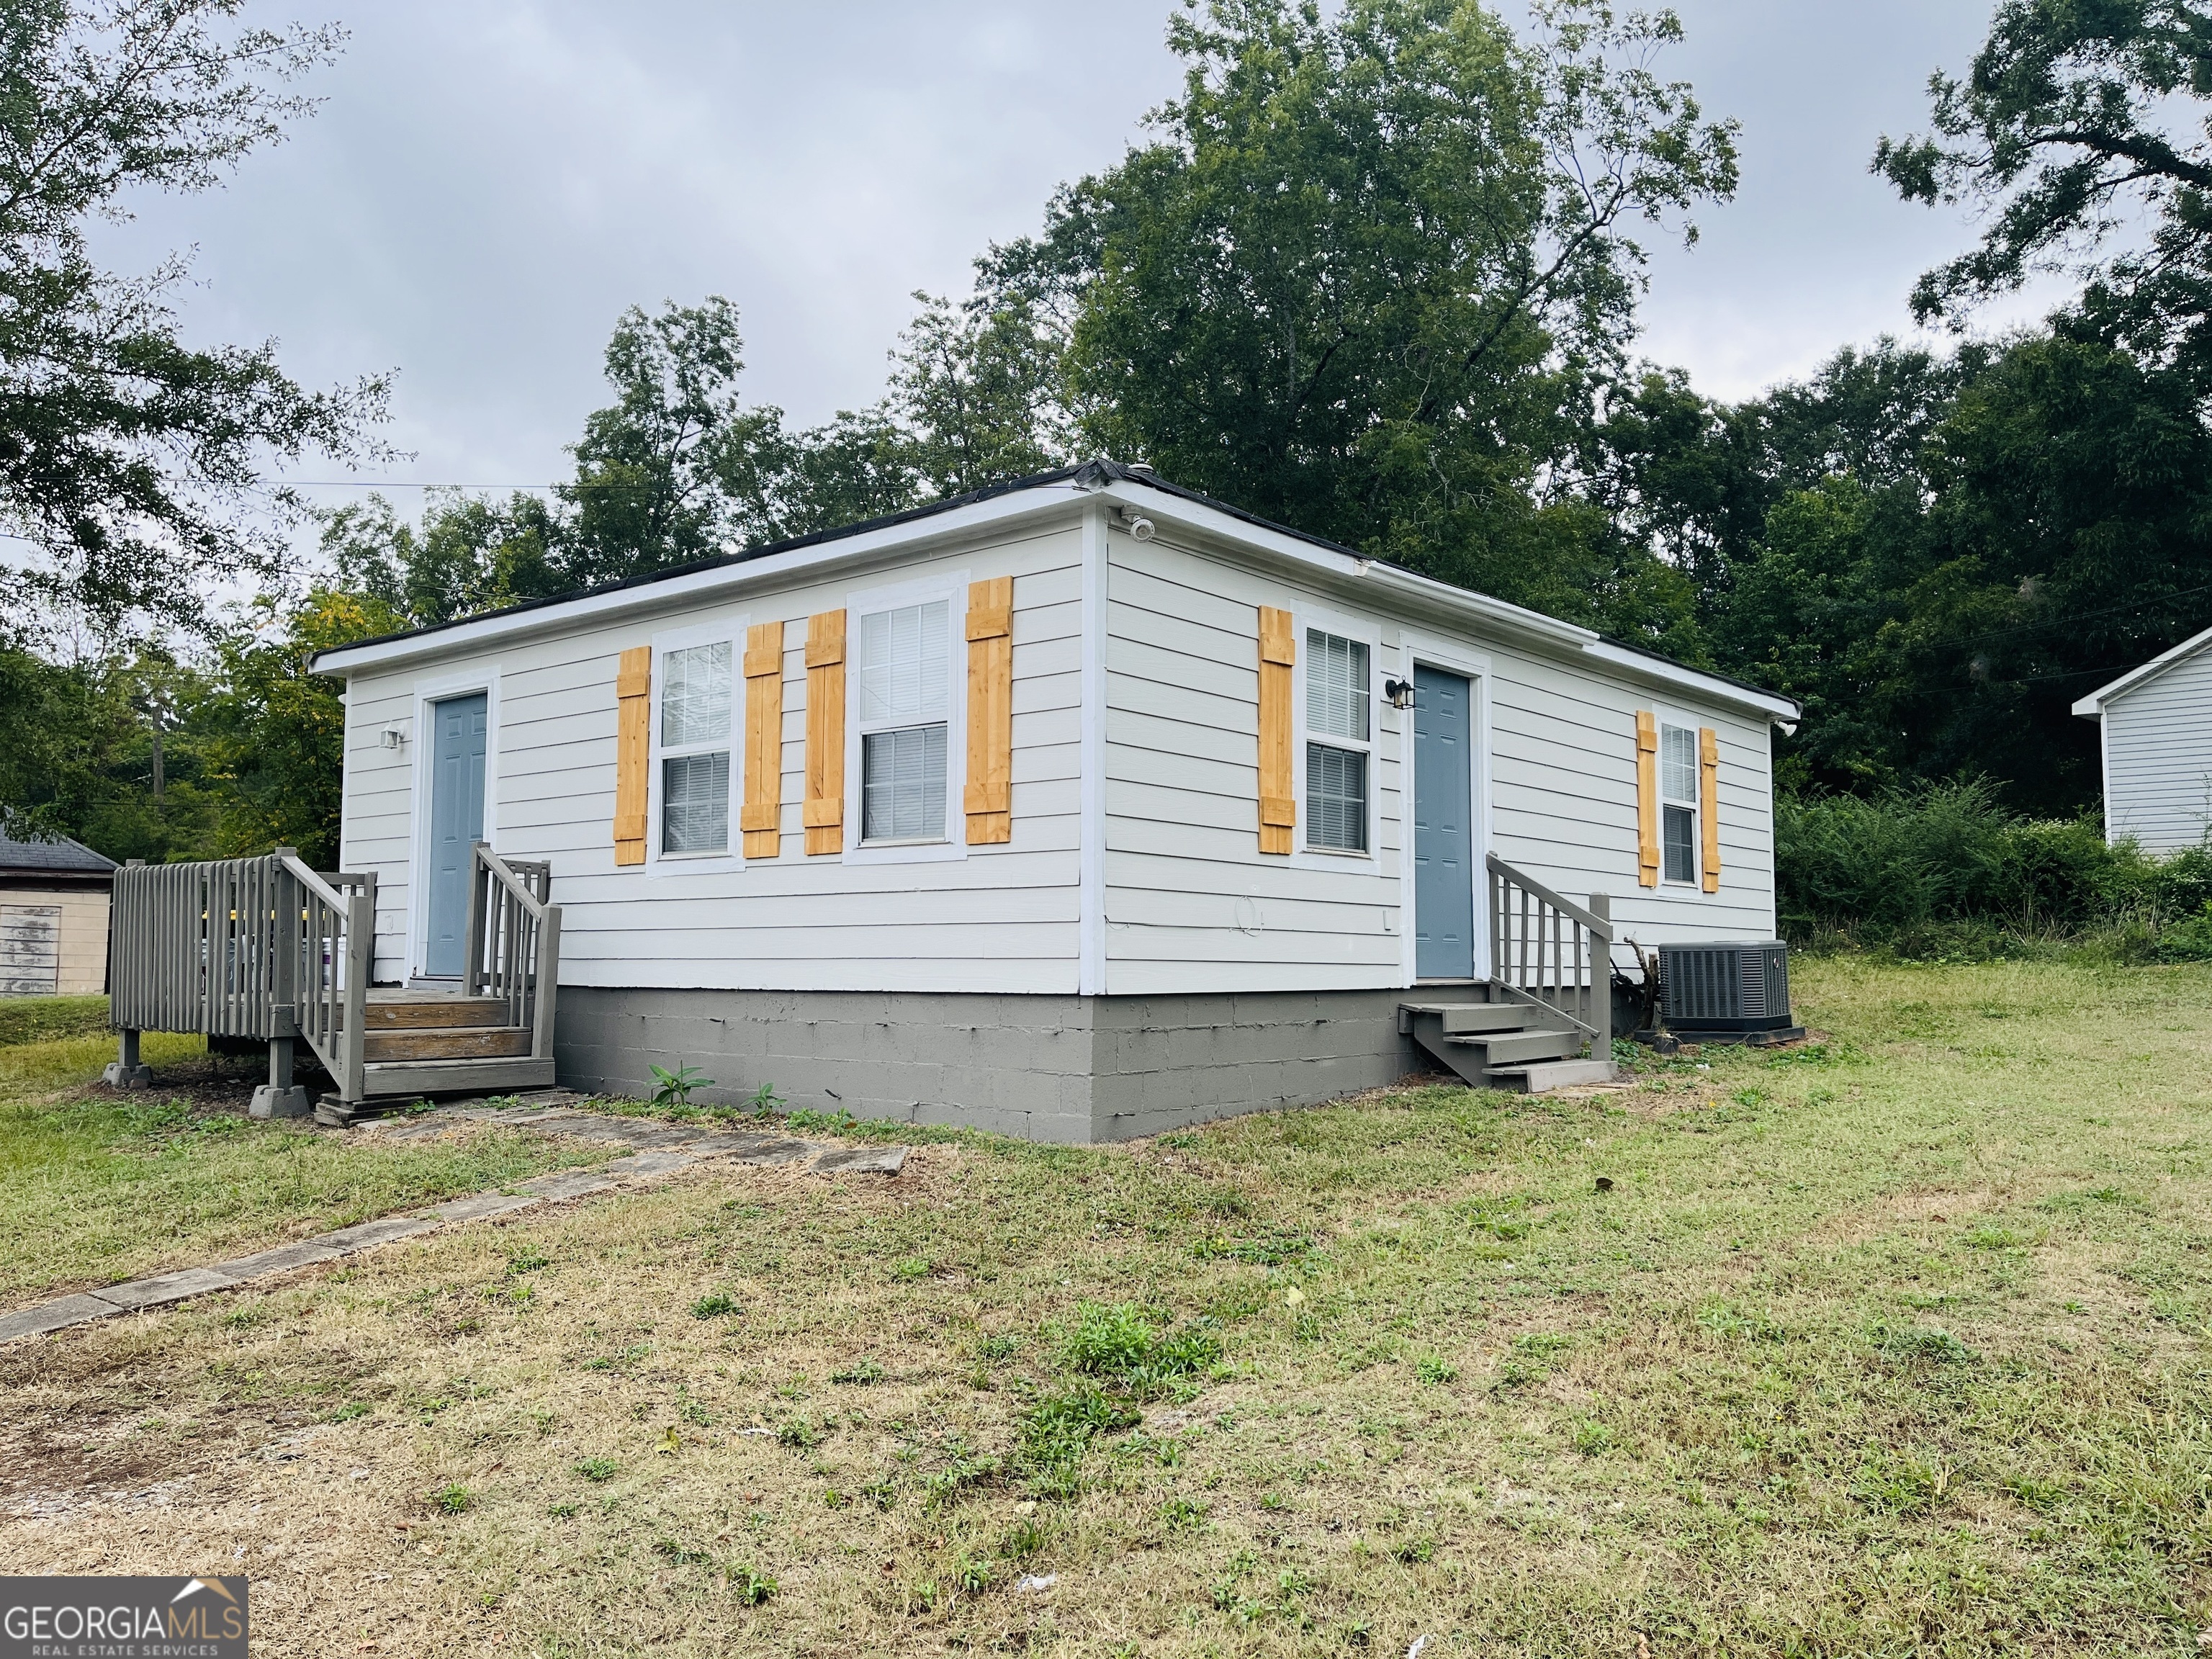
1394, 629, 1493, 986
406, 669, 501, 981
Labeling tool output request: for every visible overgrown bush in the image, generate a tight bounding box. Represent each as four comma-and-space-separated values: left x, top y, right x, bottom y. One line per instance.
1777, 780, 2212, 957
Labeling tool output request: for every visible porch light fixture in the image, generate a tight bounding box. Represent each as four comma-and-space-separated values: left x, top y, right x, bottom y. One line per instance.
1381, 677, 1415, 710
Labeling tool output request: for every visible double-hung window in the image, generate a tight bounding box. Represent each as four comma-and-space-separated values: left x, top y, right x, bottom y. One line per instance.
1660, 721, 1699, 884
856, 599, 951, 844
1305, 627, 1370, 853
660, 640, 734, 855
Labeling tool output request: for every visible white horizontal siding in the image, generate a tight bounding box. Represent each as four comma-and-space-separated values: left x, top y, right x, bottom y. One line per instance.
1100, 536, 1778, 996
2103, 648, 2212, 853
338, 523, 1085, 992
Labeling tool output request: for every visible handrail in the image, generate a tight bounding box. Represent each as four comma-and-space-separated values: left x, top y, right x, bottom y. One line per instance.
476, 843, 551, 917
274, 846, 372, 1106
1483, 853, 1608, 935
1485, 852, 1613, 1070
462, 841, 562, 1057
274, 851, 350, 912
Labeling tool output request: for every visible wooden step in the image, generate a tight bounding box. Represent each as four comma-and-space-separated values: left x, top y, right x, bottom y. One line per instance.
358, 1056, 556, 1097
1429, 1004, 1535, 1035
1485, 1058, 1615, 1094
1446, 1028, 1581, 1066
364, 995, 511, 1030
363, 1025, 531, 1061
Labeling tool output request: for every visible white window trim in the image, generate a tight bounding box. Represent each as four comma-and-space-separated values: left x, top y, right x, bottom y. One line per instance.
647, 614, 747, 876
1393, 628, 1493, 985
842, 570, 971, 867
1654, 707, 1703, 890
405, 667, 501, 982
1290, 601, 1382, 869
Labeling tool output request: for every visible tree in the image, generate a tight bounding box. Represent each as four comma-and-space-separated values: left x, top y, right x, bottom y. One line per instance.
1875, 0, 2212, 390
199, 588, 402, 866
323, 490, 565, 629
0, 0, 388, 642
888, 290, 1071, 497
0, 642, 221, 858
1711, 333, 2212, 814
986, 0, 1736, 616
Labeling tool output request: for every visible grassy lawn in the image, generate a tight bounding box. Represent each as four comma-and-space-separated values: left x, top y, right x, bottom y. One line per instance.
0, 1000, 611, 1306
1, 957, 2209, 1656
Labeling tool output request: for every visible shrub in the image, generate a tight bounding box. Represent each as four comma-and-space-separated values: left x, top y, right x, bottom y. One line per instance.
1777, 779, 2212, 955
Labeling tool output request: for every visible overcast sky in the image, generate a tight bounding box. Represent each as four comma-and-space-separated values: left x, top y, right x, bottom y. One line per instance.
94, 0, 2055, 512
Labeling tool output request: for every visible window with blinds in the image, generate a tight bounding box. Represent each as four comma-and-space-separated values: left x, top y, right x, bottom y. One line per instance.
1660, 721, 1698, 884
1305, 628, 1370, 853
660, 640, 733, 854
856, 598, 951, 843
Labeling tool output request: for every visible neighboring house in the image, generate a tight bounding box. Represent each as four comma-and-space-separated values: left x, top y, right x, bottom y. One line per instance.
2074, 623, 2212, 852
310, 461, 1801, 1141
0, 831, 117, 996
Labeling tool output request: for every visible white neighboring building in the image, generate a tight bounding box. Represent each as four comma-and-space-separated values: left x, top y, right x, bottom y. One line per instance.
2074, 623, 2212, 852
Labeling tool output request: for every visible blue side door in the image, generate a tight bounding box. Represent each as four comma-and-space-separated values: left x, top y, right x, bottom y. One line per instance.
424, 693, 488, 979
1413, 667, 1475, 979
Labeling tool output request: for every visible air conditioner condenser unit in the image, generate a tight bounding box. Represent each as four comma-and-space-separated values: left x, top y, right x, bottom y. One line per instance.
1657, 940, 1804, 1043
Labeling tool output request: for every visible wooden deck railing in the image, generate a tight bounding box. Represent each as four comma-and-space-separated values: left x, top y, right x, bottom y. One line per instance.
462, 841, 562, 1060
108, 850, 374, 1107
1485, 852, 1613, 1065
276, 850, 373, 1104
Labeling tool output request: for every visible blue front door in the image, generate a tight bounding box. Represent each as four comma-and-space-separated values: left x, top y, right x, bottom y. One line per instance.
1414, 667, 1475, 979
424, 693, 487, 978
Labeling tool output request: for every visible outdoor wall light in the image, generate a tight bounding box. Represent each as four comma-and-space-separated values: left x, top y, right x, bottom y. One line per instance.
1382, 677, 1415, 710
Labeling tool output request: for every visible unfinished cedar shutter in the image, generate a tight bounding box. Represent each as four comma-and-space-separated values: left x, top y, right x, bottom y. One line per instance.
1258, 606, 1295, 855
964, 576, 1014, 845
1699, 725, 1721, 893
741, 621, 785, 860
1634, 709, 1660, 889
804, 609, 846, 856
613, 645, 651, 866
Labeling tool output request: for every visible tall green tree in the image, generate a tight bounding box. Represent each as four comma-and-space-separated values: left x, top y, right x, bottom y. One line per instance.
986, 0, 1736, 620
0, 0, 387, 642
0, 643, 221, 858
1876, 0, 2212, 390
1713, 333, 2212, 814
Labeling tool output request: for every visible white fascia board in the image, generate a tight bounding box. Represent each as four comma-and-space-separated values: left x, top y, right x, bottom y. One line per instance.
1090, 477, 1595, 649
2071, 619, 2212, 716
309, 482, 1092, 678
1573, 640, 1802, 721
1092, 477, 1800, 722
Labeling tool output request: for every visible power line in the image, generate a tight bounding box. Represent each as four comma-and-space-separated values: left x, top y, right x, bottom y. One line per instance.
1936, 579, 2212, 649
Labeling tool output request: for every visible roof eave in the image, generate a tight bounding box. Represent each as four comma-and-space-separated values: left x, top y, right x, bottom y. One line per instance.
310, 479, 1093, 677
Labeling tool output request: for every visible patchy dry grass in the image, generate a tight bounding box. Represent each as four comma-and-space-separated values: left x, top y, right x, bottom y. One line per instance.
0, 1030, 610, 1306
1, 957, 2209, 1656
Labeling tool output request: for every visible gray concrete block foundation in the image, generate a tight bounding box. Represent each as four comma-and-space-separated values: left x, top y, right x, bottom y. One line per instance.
554, 985, 1488, 1144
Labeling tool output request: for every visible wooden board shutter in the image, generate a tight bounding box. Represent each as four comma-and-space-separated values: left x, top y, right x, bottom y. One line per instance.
1699, 725, 1721, 893
1258, 606, 1295, 855
1634, 709, 1660, 889
613, 645, 651, 866
742, 621, 785, 859
964, 576, 1014, 845
804, 609, 846, 856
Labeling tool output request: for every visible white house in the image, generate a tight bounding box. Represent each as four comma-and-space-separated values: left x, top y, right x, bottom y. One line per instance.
2074, 623, 2212, 853
310, 461, 1799, 1141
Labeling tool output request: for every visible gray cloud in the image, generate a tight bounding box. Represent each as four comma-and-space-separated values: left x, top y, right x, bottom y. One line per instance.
86, 0, 2050, 514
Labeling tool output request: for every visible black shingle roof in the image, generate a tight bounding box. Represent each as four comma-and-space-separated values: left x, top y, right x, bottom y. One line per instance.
0, 831, 118, 876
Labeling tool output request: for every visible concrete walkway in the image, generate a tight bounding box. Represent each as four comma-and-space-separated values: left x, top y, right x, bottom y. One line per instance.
0, 1102, 907, 1346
